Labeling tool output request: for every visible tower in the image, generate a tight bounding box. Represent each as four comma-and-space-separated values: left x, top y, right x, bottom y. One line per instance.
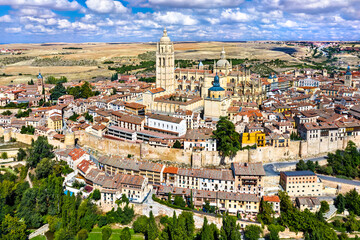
345, 65, 352, 87
156, 27, 175, 93
37, 72, 44, 93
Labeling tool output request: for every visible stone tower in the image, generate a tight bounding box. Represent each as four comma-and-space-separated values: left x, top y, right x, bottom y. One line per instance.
156, 27, 175, 93
345, 65, 352, 87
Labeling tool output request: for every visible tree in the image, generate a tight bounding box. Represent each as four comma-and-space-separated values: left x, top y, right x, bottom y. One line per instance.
77, 229, 88, 240
174, 195, 186, 207
257, 200, 275, 225
120, 227, 131, 240
102, 226, 112, 240
1, 214, 27, 240
2, 110, 12, 116
1, 152, 8, 159
20, 125, 35, 135
133, 215, 148, 234
198, 217, 213, 240
68, 113, 79, 122
80, 81, 95, 99
35, 158, 55, 179
335, 194, 345, 213
27, 136, 54, 168
173, 140, 182, 149
296, 160, 307, 171
212, 117, 241, 159
244, 225, 262, 240
51, 82, 67, 100
220, 215, 241, 240
267, 224, 285, 240
320, 201, 330, 213
92, 189, 101, 201
85, 112, 93, 122
147, 211, 159, 240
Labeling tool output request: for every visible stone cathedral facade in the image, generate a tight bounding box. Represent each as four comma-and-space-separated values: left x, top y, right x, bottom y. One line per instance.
143, 28, 264, 120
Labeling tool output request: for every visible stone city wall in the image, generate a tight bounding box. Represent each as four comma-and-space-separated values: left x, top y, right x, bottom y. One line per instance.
75, 131, 360, 167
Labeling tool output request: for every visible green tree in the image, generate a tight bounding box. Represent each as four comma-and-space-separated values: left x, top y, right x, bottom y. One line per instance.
174, 195, 186, 207
77, 229, 88, 240
68, 113, 79, 122
198, 217, 213, 240
173, 140, 182, 149
80, 81, 95, 99
335, 194, 345, 213
179, 211, 195, 239
133, 215, 148, 234
51, 82, 67, 100
212, 117, 241, 159
244, 225, 262, 240
35, 158, 55, 179
1, 152, 8, 159
320, 201, 330, 213
147, 211, 159, 240
102, 226, 112, 240
92, 189, 101, 201
27, 136, 54, 168
220, 215, 241, 240
296, 160, 307, 171
120, 227, 131, 240
1, 214, 27, 240
267, 224, 285, 240
257, 200, 275, 225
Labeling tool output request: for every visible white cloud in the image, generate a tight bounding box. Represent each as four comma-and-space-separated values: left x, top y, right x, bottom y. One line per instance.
5, 27, 21, 33
154, 12, 198, 25
85, 0, 127, 14
221, 9, 252, 22
280, 20, 298, 27
0, 0, 82, 11
16, 8, 57, 18
0, 15, 12, 22
148, 0, 244, 8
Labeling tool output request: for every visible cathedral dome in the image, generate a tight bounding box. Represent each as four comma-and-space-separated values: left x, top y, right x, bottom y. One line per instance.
160, 27, 171, 43
216, 59, 230, 67
208, 74, 225, 92
216, 47, 230, 67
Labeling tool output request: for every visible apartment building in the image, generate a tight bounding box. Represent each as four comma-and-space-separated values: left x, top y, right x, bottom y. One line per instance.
231, 162, 265, 196
156, 185, 260, 216
98, 156, 164, 185
280, 171, 323, 197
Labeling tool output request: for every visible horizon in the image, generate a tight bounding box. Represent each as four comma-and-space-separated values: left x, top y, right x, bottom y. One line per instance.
0, 0, 359, 44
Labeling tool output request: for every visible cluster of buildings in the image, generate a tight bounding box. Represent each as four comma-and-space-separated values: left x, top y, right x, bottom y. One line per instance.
1, 29, 359, 218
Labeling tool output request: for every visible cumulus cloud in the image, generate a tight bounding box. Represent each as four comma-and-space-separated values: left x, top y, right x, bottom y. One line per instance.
0, 15, 12, 22
0, 0, 82, 11
147, 0, 244, 8
154, 12, 198, 25
85, 0, 127, 14
279, 20, 298, 28
5, 27, 21, 33
221, 9, 252, 22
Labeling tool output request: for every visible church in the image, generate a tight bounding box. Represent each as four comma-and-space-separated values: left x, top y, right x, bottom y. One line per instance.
143, 28, 264, 120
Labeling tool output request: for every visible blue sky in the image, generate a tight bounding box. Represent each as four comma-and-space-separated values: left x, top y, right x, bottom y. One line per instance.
0, 0, 359, 43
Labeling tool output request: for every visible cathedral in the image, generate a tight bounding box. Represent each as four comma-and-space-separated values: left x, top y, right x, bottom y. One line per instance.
143, 28, 264, 120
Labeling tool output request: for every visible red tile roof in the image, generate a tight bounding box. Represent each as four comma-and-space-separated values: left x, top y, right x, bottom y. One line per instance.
68, 148, 87, 161
263, 195, 280, 202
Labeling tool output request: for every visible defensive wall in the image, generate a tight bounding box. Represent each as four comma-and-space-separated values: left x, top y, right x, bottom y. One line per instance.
2, 127, 360, 168
75, 131, 360, 167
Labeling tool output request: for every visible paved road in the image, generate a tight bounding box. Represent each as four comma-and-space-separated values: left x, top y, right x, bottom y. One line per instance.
264, 156, 327, 176
318, 174, 360, 187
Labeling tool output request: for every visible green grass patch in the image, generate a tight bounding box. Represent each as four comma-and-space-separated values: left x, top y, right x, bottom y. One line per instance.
31, 235, 46, 240
88, 227, 144, 240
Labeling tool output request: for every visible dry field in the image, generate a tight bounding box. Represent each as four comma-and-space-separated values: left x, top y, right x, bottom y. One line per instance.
0, 41, 307, 85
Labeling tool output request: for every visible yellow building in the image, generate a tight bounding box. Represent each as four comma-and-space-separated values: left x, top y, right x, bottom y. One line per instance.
242, 131, 266, 147
47, 115, 63, 131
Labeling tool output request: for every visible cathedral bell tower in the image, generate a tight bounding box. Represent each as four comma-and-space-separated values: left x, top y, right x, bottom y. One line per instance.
345, 65, 352, 87
156, 27, 175, 93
